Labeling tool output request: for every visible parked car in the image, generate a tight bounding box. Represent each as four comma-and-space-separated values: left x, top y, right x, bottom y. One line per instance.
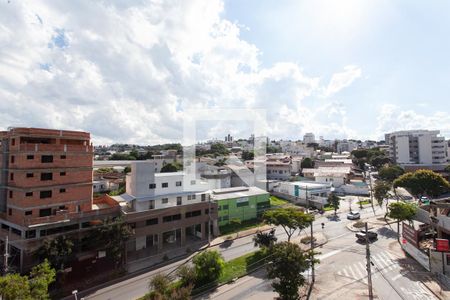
347, 211, 361, 220
355, 230, 378, 241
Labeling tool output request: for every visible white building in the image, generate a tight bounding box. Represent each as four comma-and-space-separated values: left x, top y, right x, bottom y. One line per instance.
123, 162, 212, 213
385, 130, 448, 165
303, 133, 315, 144
273, 181, 331, 208
336, 140, 358, 154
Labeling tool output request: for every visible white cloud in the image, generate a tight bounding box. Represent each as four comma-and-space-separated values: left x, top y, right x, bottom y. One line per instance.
0, 0, 361, 144
324, 65, 362, 97
375, 104, 450, 139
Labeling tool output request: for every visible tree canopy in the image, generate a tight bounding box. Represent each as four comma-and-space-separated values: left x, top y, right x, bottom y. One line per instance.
301, 157, 314, 169
266, 242, 311, 300
378, 165, 404, 182
241, 150, 254, 161
160, 163, 179, 173
393, 169, 450, 197
327, 193, 340, 216
192, 250, 225, 285
388, 201, 417, 224
37, 235, 74, 271
263, 208, 313, 242
253, 228, 277, 249
373, 181, 391, 208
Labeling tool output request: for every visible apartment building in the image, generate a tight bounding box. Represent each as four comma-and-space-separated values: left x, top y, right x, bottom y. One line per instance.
385, 130, 447, 165
0, 127, 119, 272
114, 161, 219, 260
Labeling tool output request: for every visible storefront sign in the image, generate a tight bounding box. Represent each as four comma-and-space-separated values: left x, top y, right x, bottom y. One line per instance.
436, 239, 449, 252
402, 222, 419, 247
236, 197, 249, 203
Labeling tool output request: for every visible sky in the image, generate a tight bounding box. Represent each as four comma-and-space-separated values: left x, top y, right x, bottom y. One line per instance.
1, 0, 450, 145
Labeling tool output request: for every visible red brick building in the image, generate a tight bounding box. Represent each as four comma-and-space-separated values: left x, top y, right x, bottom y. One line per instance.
0, 128, 119, 272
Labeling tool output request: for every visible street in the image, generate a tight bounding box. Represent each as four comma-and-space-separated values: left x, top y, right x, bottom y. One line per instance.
83, 199, 437, 300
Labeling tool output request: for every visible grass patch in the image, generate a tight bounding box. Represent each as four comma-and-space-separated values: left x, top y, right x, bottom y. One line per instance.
356, 200, 371, 205
219, 219, 264, 236
219, 250, 268, 284
270, 195, 288, 206
323, 204, 335, 211
353, 221, 366, 228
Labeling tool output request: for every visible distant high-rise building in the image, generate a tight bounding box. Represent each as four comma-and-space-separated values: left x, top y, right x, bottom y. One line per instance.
225, 134, 233, 143
385, 130, 447, 165
303, 133, 315, 144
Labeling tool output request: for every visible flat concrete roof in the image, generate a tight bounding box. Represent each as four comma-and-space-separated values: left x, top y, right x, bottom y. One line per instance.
212, 186, 268, 200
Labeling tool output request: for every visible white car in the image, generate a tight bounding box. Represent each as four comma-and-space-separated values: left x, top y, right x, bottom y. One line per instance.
347, 211, 361, 220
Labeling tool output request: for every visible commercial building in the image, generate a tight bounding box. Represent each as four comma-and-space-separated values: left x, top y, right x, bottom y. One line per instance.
0, 127, 119, 272
212, 186, 269, 226
303, 133, 315, 144
385, 130, 447, 165
113, 161, 219, 260
273, 181, 331, 208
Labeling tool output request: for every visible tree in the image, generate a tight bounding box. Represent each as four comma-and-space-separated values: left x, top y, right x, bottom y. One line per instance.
300, 157, 314, 169
373, 181, 391, 212
210, 143, 229, 156
123, 166, 131, 174
445, 165, 450, 173
86, 217, 133, 267
378, 165, 404, 182
160, 163, 179, 173
148, 273, 170, 299
369, 155, 391, 170
241, 150, 254, 161
327, 193, 340, 216
177, 265, 197, 287
192, 250, 224, 285
266, 242, 311, 300
263, 208, 314, 242
29, 259, 56, 300
387, 202, 417, 241
393, 169, 450, 198
0, 273, 31, 300
38, 235, 74, 272
253, 228, 277, 249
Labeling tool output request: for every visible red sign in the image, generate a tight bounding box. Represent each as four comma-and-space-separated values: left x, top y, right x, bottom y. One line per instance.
436, 239, 449, 252
402, 223, 419, 247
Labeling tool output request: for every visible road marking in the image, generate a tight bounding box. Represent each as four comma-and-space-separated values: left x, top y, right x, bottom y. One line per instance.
328, 232, 349, 241
343, 268, 349, 277
318, 245, 354, 260
354, 265, 364, 279
348, 265, 358, 280
379, 252, 396, 271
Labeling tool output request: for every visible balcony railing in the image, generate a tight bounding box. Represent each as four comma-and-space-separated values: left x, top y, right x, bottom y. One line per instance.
17, 144, 93, 153
23, 206, 120, 226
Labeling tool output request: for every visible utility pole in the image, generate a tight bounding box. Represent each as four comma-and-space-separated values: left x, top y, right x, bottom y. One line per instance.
365, 222, 374, 299
310, 221, 315, 283
208, 195, 212, 246
3, 235, 9, 274
368, 169, 375, 214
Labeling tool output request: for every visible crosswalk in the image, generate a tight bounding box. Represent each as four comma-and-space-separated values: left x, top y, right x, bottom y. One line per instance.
336, 251, 400, 284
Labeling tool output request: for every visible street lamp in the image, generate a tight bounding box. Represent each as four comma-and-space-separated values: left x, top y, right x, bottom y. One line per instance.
72, 290, 78, 300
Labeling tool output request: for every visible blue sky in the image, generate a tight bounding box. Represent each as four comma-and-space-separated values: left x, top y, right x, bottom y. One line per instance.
0, 0, 449, 144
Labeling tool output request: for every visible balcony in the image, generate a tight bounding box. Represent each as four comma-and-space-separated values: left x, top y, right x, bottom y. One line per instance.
17, 144, 93, 153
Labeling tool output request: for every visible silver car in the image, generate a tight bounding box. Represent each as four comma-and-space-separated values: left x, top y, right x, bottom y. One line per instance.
347, 211, 361, 220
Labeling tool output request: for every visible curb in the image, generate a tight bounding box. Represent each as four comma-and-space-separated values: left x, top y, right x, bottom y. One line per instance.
346, 219, 397, 232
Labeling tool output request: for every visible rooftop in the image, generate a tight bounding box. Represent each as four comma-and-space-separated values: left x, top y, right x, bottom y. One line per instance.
212, 186, 268, 200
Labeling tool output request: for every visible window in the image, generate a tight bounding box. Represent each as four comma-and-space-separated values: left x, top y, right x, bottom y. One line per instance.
185, 210, 201, 218
59, 188, 66, 193
163, 214, 181, 223
176, 181, 182, 187
60, 172, 66, 176
177, 196, 182, 206
25, 230, 36, 239
222, 204, 229, 210
8, 208, 12, 216
25, 192, 33, 197
10, 156, 14, 163
41, 155, 53, 163
26, 173, 33, 178
149, 183, 156, 189
40, 190, 52, 199
149, 200, 155, 209
25, 210, 32, 216
11, 138, 15, 146
222, 215, 229, 221
40, 173, 53, 181
60, 155, 66, 159
192, 194, 196, 200
9, 173, 13, 181
9, 191, 12, 198
58, 205, 66, 210
187, 195, 192, 200
205, 209, 209, 214
201, 194, 206, 202
190, 180, 196, 185
146, 218, 158, 226
162, 182, 168, 188
237, 201, 249, 207
27, 155, 34, 160
39, 208, 51, 217
161, 198, 169, 204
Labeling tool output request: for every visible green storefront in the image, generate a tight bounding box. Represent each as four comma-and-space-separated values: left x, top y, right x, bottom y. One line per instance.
215, 191, 270, 226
